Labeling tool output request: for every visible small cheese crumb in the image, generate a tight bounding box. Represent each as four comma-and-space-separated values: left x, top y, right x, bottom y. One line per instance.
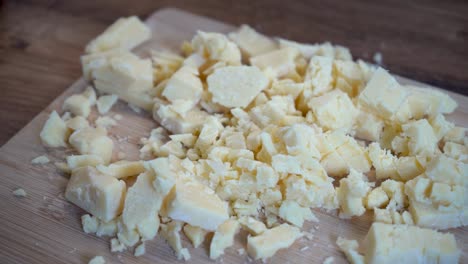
95, 116, 117, 128
323, 256, 335, 264
13, 188, 27, 197
373, 52, 383, 65
134, 242, 146, 257
31, 155, 50, 165
88, 256, 105, 264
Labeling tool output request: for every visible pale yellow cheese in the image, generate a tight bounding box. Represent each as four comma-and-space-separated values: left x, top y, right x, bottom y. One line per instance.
183, 224, 207, 248
165, 180, 229, 231
247, 223, 302, 260
210, 219, 240, 259
31, 155, 50, 165
63, 94, 92, 118
153, 100, 209, 134
250, 47, 298, 78
336, 237, 365, 264
304, 56, 334, 96
207, 65, 268, 108
40, 111, 70, 148
65, 167, 126, 222
97, 94, 119, 114
88, 256, 105, 264
85, 16, 150, 54
66, 116, 89, 131
398, 119, 438, 156
81, 214, 99, 234
336, 169, 372, 218
358, 67, 408, 120
228, 25, 278, 58
365, 223, 460, 264
163, 65, 203, 105
354, 109, 384, 142
191, 31, 241, 65
96, 160, 145, 179
67, 154, 104, 171
365, 187, 389, 209
134, 242, 146, 257
160, 221, 191, 260
238, 216, 267, 235
278, 200, 317, 227
69, 127, 114, 164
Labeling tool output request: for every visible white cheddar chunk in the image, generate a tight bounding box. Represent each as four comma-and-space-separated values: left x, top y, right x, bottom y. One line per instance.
66, 116, 89, 131
304, 56, 334, 96
228, 25, 277, 58
191, 31, 241, 65
365, 223, 460, 264
65, 167, 126, 222
163, 65, 203, 105
207, 66, 268, 108
250, 47, 298, 78
69, 127, 114, 164
67, 154, 104, 171
210, 219, 240, 259
247, 223, 302, 260
358, 68, 408, 120
238, 216, 267, 235
95, 116, 117, 128
336, 237, 365, 264
160, 221, 191, 261
81, 214, 99, 234
183, 224, 208, 248
96, 160, 145, 179
97, 94, 118, 114
121, 172, 161, 241
63, 94, 92, 118
336, 169, 372, 218
166, 180, 229, 231
85, 16, 150, 53
278, 200, 317, 227
40, 111, 70, 148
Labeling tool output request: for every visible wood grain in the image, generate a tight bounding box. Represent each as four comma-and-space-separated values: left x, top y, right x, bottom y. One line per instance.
1, 0, 468, 146
0, 7, 466, 264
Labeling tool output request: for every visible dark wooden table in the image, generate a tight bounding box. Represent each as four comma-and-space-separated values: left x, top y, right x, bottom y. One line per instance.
1, 0, 467, 146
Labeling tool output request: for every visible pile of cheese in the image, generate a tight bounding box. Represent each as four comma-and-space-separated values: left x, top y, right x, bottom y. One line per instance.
39, 16, 466, 263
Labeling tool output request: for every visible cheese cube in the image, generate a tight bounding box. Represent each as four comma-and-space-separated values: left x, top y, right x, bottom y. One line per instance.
210, 219, 240, 259
121, 172, 161, 241
153, 100, 209, 134
191, 31, 241, 65
67, 154, 104, 171
183, 224, 207, 248
65, 167, 126, 221
278, 38, 319, 59
402, 85, 457, 119
96, 219, 117, 237
228, 25, 277, 58
429, 114, 455, 141
336, 237, 365, 264
96, 160, 145, 179
408, 201, 467, 229
66, 116, 89, 131
358, 68, 408, 120
381, 179, 406, 210
365, 223, 460, 264
304, 56, 334, 96
336, 169, 371, 218
81, 214, 99, 234
425, 155, 464, 186
247, 223, 302, 260
443, 126, 466, 144
84, 51, 153, 110
69, 127, 114, 164
40, 111, 70, 147
163, 65, 203, 105
207, 66, 268, 108
250, 47, 298, 78
278, 200, 317, 227
367, 143, 398, 180
354, 109, 384, 142
85, 16, 150, 53
160, 221, 191, 260
63, 94, 92, 118
401, 119, 438, 156
443, 142, 467, 161
166, 180, 229, 231
366, 187, 389, 209
97, 94, 118, 114
238, 216, 267, 235
308, 89, 357, 133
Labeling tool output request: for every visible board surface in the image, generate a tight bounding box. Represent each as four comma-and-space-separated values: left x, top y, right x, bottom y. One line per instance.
0, 8, 466, 264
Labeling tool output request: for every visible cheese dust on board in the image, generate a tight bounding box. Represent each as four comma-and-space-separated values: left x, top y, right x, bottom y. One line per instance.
36, 14, 467, 263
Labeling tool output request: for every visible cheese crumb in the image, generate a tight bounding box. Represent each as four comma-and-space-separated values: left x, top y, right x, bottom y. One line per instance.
88, 256, 105, 264
97, 94, 119, 114
31, 155, 50, 165
13, 188, 27, 197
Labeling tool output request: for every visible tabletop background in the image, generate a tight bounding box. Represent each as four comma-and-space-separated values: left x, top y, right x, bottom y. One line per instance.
1, 0, 467, 146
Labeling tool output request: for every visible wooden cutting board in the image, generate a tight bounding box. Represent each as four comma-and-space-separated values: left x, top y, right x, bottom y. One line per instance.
0, 8, 466, 264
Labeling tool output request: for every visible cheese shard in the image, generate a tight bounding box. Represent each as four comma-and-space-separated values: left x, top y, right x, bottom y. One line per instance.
40, 111, 70, 148
191, 31, 241, 65
85, 16, 150, 54
96, 161, 145, 179
67, 154, 104, 171
210, 219, 240, 259
336, 169, 372, 218
65, 167, 126, 222
83, 51, 153, 110
183, 224, 207, 248
336, 237, 365, 264
69, 127, 114, 164
160, 221, 191, 261
97, 94, 119, 114
250, 47, 298, 78
246, 223, 302, 260
121, 172, 161, 241
207, 66, 268, 108
228, 25, 277, 58
278, 200, 317, 227
88, 256, 105, 264
238, 216, 267, 235
365, 223, 460, 264
166, 180, 229, 231
358, 68, 408, 120
163, 66, 203, 105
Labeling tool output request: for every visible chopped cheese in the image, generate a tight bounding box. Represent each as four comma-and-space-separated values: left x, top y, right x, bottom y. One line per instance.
228, 25, 277, 58
85, 16, 150, 53
165, 180, 229, 231
207, 66, 269, 108
365, 223, 460, 264
88, 256, 105, 264
97, 94, 119, 114
210, 219, 240, 259
65, 167, 126, 221
95, 116, 117, 128
69, 127, 114, 164
250, 47, 299, 78
12, 188, 27, 197
246, 223, 302, 260
160, 221, 191, 261
67, 154, 104, 171
336, 237, 365, 264
183, 224, 207, 248
82, 214, 99, 234
278, 200, 318, 227
191, 31, 241, 65
66, 116, 89, 131
163, 65, 203, 105
40, 111, 70, 148
63, 94, 92, 118
336, 169, 372, 218
31, 155, 50, 165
